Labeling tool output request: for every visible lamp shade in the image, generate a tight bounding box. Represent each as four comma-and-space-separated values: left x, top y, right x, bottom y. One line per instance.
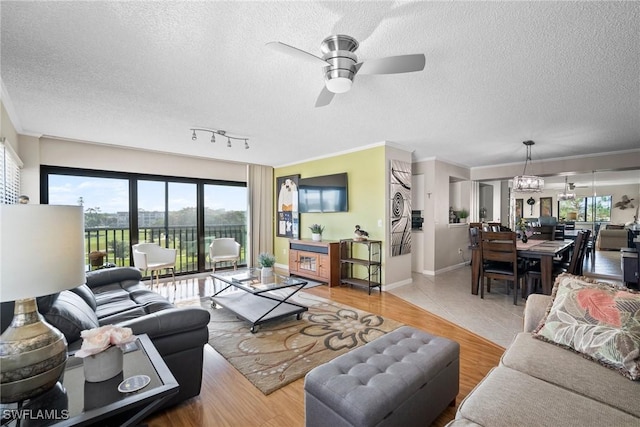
0, 205, 85, 302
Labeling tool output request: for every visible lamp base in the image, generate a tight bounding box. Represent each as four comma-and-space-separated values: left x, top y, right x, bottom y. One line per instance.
0, 298, 68, 403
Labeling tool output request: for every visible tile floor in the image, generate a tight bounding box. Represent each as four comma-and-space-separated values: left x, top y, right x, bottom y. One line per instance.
151, 249, 626, 350
389, 249, 625, 348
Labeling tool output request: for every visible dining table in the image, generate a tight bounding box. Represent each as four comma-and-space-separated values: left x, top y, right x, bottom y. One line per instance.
471, 239, 575, 296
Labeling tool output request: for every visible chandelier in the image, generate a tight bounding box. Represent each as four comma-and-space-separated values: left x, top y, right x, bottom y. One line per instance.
557, 176, 576, 201
513, 140, 544, 192
190, 128, 250, 149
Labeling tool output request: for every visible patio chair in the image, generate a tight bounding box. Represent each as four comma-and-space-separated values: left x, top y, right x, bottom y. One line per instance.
132, 242, 177, 285
209, 238, 241, 272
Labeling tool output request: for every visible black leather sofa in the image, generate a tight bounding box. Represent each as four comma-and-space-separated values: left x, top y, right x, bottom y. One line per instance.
1, 267, 210, 409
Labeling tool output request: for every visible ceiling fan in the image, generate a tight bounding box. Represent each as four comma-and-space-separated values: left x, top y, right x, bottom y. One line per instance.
266, 34, 426, 107
568, 182, 588, 190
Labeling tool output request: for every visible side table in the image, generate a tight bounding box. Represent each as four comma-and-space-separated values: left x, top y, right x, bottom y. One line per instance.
0, 334, 178, 427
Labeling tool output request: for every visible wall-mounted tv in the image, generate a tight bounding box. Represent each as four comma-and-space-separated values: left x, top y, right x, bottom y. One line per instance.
298, 173, 348, 213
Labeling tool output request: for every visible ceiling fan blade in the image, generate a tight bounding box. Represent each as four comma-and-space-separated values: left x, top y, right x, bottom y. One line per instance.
315, 86, 335, 108
265, 41, 329, 65
356, 54, 425, 75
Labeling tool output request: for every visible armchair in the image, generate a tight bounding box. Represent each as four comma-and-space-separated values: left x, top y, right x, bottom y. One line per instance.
132, 243, 177, 285
209, 238, 241, 271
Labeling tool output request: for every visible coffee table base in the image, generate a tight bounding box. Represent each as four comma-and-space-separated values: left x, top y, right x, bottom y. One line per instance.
211, 291, 307, 333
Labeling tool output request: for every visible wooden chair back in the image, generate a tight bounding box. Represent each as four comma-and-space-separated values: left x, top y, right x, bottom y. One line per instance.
480, 231, 518, 265
566, 229, 591, 275
479, 231, 523, 304
469, 226, 481, 249
565, 230, 589, 275
529, 225, 556, 240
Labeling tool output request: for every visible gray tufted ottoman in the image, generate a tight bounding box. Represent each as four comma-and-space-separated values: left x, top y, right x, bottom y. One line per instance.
304, 326, 460, 427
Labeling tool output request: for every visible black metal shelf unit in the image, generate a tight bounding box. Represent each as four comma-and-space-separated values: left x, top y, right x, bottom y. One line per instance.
339, 239, 382, 294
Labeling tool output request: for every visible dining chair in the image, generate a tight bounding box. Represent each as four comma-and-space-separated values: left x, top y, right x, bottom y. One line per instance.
528, 225, 555, 240
525, 230, 590, 296
479, 231, 528, 305
482, 224, 501, 232
585, 223, 601, 259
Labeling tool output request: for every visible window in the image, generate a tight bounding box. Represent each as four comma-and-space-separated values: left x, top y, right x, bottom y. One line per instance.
558, 195, 612, 222
48, 174, 131, 267
43, 166, 247, 276
1, 139, 22, 204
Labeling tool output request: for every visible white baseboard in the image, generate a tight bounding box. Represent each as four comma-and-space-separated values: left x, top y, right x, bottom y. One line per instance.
383, 278, 413, 291
420, 262, 467, 276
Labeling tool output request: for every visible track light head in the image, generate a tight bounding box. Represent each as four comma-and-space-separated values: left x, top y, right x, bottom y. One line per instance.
190, 128, 249, 149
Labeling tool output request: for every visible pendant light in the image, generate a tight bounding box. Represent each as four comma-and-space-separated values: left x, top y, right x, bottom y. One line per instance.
557, 176, 576, 201
513, 140, 544, 192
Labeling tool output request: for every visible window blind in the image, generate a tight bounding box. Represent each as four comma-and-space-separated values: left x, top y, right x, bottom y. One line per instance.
1, 138, 23, 204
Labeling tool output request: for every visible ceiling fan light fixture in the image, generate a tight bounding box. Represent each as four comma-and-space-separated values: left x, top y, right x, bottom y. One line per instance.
326, 77, 352, 94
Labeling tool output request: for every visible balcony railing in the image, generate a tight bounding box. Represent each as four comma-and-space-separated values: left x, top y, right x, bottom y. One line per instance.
85, 224, 247, 275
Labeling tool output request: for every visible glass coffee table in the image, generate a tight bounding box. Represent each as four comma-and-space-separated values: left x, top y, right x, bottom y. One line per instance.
210, 268, 308, 333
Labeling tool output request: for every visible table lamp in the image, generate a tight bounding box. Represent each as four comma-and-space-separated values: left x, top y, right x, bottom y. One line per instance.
0, 204, 85, 403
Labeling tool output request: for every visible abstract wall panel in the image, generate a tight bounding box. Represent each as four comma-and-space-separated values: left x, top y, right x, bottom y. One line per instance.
390, 160, 411, 256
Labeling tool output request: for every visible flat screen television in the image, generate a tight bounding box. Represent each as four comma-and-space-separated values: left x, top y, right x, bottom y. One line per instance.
298, 173, 348, 213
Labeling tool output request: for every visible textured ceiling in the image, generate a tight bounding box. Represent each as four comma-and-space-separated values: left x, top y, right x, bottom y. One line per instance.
1, 1, 639, 168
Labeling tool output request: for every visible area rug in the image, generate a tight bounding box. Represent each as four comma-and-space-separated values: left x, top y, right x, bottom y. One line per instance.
206, 291, 404, 395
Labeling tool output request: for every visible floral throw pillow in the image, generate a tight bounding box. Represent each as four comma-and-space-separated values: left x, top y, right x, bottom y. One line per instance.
533, 273, 640, 380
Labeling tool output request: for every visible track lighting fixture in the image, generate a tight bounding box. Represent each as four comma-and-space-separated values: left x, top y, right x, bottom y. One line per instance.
190, 127, 250, 149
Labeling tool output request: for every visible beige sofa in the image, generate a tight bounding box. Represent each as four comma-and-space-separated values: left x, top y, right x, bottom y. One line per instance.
598, 226, 628, 250
448, 293, 640, 426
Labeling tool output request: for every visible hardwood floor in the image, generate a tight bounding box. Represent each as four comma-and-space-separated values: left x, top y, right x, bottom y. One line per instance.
144, 281, 505, 427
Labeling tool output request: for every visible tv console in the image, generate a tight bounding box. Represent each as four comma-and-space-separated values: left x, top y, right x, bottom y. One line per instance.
288, 239, 340, 287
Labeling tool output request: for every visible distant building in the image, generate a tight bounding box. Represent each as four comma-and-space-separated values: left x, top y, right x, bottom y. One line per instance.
116, 211, 165, 227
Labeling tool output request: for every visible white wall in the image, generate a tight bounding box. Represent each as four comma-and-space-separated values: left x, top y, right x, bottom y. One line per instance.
413, 158, 470, 275
17, 136, 248, 201
384, 144, 413, 288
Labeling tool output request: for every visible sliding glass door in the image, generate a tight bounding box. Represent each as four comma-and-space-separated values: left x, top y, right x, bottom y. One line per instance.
47, 174, 131, 267
43, 166, 246, 278
204, 184, 247, 269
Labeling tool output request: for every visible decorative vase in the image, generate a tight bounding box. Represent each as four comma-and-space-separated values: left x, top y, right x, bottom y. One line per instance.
311, 233, 322, 241
521, 233, 528, 243
83, 345, 123, 383
261, 267, 274, 284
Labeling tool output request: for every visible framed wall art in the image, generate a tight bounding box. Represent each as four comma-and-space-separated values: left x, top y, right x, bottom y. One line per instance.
515, 198, 523, 219
276, 174, 299, 238
540, 197, 552, 217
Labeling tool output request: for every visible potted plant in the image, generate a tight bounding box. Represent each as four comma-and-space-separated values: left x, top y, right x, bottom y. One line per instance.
457, 209, 469, 223
257, 252, 276, 284
309, 224, 325, 241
